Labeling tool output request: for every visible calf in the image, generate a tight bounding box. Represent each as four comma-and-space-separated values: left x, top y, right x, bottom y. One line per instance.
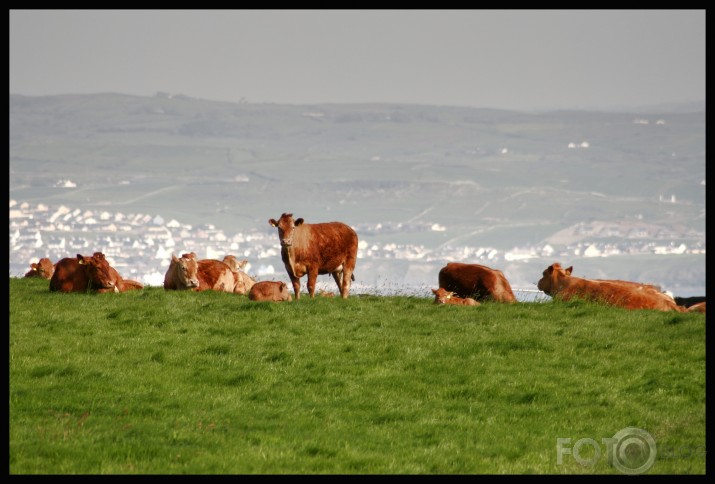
249, 281, 293, 302
432, 287, 479, 306
24, 257, 55, 280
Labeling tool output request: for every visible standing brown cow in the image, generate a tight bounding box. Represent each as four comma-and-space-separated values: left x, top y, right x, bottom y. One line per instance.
438, 262, 516, 303
24, 257, 55, 279
269, 213, 358, 299
49, 253, 119, 293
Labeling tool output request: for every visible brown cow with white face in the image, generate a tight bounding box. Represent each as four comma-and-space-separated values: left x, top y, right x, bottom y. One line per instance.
537, 262, 685, 311
269, 213, 358, 299
49, 253, 119, 293
24, 257, 55, 280
438, 262, 516, 303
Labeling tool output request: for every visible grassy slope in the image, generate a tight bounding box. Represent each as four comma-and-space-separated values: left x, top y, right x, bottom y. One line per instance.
9, 278, 705, 474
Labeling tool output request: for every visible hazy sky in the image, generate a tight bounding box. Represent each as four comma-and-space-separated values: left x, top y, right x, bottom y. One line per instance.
9, 9, 705, 111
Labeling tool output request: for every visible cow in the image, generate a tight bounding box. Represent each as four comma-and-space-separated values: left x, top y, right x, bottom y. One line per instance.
248, 281, 293, 302
164, 253, 234, 292
437, 262, 517, 303
164, 253, 200, 290
24, 257, 55, 279
268, 213, 358, 299
537, 262, 684, 312
686, 301, 706, 314
432, 287, 479, 306
49, 252, 119, 293
222, 255, 257, 295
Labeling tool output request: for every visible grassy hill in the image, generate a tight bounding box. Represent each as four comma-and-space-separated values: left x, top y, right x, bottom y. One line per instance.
9, 278, 706, 474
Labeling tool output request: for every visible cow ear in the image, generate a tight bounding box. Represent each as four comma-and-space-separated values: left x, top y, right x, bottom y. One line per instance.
269, 219, 277, 227
566, 266, 573, 275
239, 260, 248, 269
432, 288, 438, 294
546, 265, 554, 274
78, 255, 86, 265
295, 218, 304, 226
189, 252, 198, 259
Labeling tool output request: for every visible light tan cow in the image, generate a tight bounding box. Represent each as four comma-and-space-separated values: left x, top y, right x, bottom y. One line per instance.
222, 255, 257, 295
432, 287, 479, 306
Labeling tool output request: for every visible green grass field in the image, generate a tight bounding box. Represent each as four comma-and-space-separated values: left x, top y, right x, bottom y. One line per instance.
9, 278, 705, 474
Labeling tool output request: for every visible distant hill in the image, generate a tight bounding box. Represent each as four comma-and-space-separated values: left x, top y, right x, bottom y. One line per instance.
9, 93, 706, 295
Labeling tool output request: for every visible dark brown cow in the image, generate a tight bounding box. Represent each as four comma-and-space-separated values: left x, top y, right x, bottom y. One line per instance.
24, 257, 55, 279
438, 262, 516, 303
163, 253, 234, 292
537, 262, 684, 312
248, 281, 293, 302
269, 213, 358, 299
49, 252, 119, 293
432, 287, 479, 306
222, 255, 257, 295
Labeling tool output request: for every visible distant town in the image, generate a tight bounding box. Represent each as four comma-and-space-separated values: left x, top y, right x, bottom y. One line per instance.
10, 200, 705, 295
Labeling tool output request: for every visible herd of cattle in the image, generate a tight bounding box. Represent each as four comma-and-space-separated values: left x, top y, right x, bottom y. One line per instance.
22, 213, 705, 313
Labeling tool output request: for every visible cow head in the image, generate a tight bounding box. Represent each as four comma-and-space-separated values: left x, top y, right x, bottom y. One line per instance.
269, 213, 304, 248
172, 253, 200, 288
78, 252, 118, 291
222, 255, 249, 272
26, 257, 54, 279
432, 287, 455, 304
537, 263, 573, 295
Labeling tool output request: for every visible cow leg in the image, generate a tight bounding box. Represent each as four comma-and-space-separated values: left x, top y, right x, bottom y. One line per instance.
340, 267, 353, 299
331, 271, 343, 294
289, 275, 301, 300
307, 268, 320, 298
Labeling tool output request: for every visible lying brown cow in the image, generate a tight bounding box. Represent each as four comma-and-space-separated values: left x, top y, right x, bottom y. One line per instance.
248, 281, 293, 302
49, 253, 117, 293
269, 213, 358, 299
164, 253, 234, 292
222, 255, 257, 295
432, 287, 479, 306
24, 257, 55, 279
686, 301, 706, 314
438, 262, 516, 303
537, 262, 684, 311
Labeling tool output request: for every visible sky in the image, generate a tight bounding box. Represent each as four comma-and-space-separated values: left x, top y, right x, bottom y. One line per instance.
9, 9, 705, 111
